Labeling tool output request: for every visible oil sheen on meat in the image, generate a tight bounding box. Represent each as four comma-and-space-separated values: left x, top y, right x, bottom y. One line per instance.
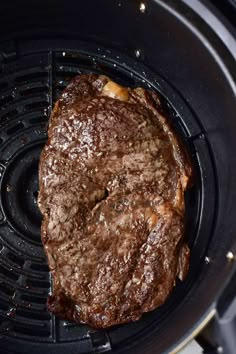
38, 74, 192, 328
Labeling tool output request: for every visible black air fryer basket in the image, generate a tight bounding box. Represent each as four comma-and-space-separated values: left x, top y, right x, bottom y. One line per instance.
0, 1, 236, 353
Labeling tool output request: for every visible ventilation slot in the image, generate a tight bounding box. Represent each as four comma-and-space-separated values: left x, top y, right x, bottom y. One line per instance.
6, 122, 24, 135
21, 294, 47, 305
26, 279, 50, 289
15, 72, 48, 84
20, 86, 48, 97
12, 323, 51, 337
0, 265, 18, 281
56, 65, 82, 76
17, 309, 50, 321
30, 263, 49, 272
0, 109, 18, 122
7, 252, 24, 267
25, 101, 49, 111
29, 116, 48, 124
57, 52, 95, 67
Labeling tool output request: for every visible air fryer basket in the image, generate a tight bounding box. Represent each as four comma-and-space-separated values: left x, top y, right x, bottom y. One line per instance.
0, 1, 235, 354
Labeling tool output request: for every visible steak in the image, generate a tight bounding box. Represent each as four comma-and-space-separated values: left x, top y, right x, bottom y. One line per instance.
38, 74, 192, 328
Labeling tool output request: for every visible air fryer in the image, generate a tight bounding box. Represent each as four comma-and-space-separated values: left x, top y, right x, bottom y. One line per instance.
0, 1, 235, 353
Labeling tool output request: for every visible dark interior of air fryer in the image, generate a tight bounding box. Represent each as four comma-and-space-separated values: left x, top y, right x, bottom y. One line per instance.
0, 1, 235, 353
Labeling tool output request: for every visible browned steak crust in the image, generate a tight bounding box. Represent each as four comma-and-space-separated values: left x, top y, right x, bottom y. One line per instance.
38, 74, 192, 328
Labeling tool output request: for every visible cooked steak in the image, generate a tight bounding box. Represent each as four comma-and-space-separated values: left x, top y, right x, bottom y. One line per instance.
38, 74, 192, 328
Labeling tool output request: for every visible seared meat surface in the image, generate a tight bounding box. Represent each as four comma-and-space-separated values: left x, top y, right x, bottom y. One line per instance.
38, 74, 192, 328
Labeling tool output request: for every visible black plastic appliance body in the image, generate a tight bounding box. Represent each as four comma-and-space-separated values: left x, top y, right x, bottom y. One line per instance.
0, 1, 235, 353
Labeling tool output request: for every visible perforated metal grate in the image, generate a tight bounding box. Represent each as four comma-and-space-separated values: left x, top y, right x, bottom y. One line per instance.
0, 39, 216, 353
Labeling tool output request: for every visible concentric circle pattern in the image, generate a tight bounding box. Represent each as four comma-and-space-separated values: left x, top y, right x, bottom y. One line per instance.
1, 142, 44, 245
0, 41, 215, 351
